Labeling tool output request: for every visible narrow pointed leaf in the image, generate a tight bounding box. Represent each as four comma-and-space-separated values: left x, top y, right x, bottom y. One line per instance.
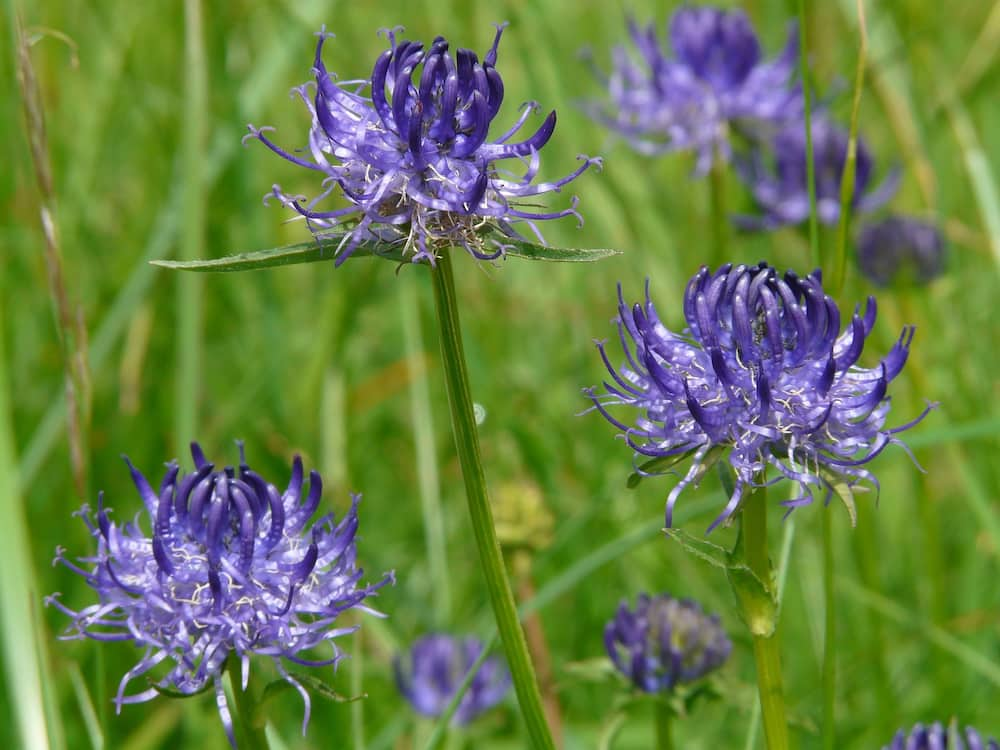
151, 234, 621, 273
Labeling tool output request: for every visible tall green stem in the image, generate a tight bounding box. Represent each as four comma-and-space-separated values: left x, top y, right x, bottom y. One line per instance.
831, 0, 868, 296
797, 0, 820, 270
654, 704, 674, 750
742, 488, 790, 750
225, 655, 270, 750
821, 507, 836, 750
177, 0, 206, 450
428, 249, 555, 750
709, 159, 728, 267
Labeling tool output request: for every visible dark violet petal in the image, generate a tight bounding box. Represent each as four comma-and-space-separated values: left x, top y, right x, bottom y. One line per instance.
152, 537, 175, 575
123, 456, 159, 515
191, 442, 209, 470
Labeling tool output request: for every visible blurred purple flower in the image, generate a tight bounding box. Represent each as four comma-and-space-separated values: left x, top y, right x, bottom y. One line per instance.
605, 593, 730, 693
857, 215, 946, 287
883, 722, 999, 750
584, 6, 801, 174
246, 24, 600, 266
735, 118, 899, 230
586, 263, 934, 531
394, 634, 510, 725
48, 442, 394, 748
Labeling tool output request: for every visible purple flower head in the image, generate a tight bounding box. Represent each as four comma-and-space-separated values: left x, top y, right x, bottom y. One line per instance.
246, 24, 600, 266
735, 117, 900, 230
584, 7, 801, 174
394, 634, 511, 725
605, 593, 730, 693
586, 263, 935, 531
858, 215, 946, 287
883, 722, 1000, 750
47, 442, 394, 748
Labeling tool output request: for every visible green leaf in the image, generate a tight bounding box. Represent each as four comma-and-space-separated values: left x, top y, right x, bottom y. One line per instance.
255, 673, 364, 729
664, 528, 777, 637
596, 711, 628, 750
151, 237, 407, 273
626, 449, 699, 489
663, 527, 735, 570
561, 657, 623, 685
500, 237, 621, 262
151, 233, 621, 273
260, 673, 363, 709
150, 681, 214, 700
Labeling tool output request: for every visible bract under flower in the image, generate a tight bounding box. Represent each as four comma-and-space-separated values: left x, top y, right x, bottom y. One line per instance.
246, 24, 600, 265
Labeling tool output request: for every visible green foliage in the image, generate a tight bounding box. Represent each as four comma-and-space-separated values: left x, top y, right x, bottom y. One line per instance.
3, 1, 1000, 749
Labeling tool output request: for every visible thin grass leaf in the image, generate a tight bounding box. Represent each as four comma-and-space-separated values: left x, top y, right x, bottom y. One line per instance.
838, 577, 1000, 687
67, 663, 103, 750
945, 98, 1000, 273
831, 0, 868, 296
0, 301, 58, 750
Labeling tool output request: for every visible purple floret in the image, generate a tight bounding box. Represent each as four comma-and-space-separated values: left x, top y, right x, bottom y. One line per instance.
883, 722, 1000, 750
605, 593, 731, 693
585, 6, 802, 173
394, 634, 511, 725
586, 263, 934, 531
734, 117, 899, 230
857, 214, 946, 287
246, 24, 600, 265
47, 442, 394, 748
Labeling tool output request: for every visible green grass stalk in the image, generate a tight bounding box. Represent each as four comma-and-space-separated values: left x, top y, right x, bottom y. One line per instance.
654, 704, 674, 750
831, 0, 869, 296
428, 249, 555, 750
798, 0, 820, 270
225, 654, 271, 750
0, 275, 60, 750
709, 158, 728, 267
13, 6, 91, 502
400, 276, 452, 624
742, 487, 789, 750
176, 0, 207, 451
821, 507, 836, 750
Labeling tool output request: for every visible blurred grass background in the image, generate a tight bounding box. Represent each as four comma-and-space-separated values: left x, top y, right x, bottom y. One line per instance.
2, 0, 999, 748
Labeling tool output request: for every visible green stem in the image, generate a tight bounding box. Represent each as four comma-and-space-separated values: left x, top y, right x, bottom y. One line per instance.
177, 0, 206, 450
821, 507, 836, 750
225, 655, 270, 750
709, 159, 728, 267
654, 703, 674, 750
797, 0, 820, 270
428, 249, 555, 750
831, 0, 868, 296
742, 489, 790, 750
400, 276, 452, 624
